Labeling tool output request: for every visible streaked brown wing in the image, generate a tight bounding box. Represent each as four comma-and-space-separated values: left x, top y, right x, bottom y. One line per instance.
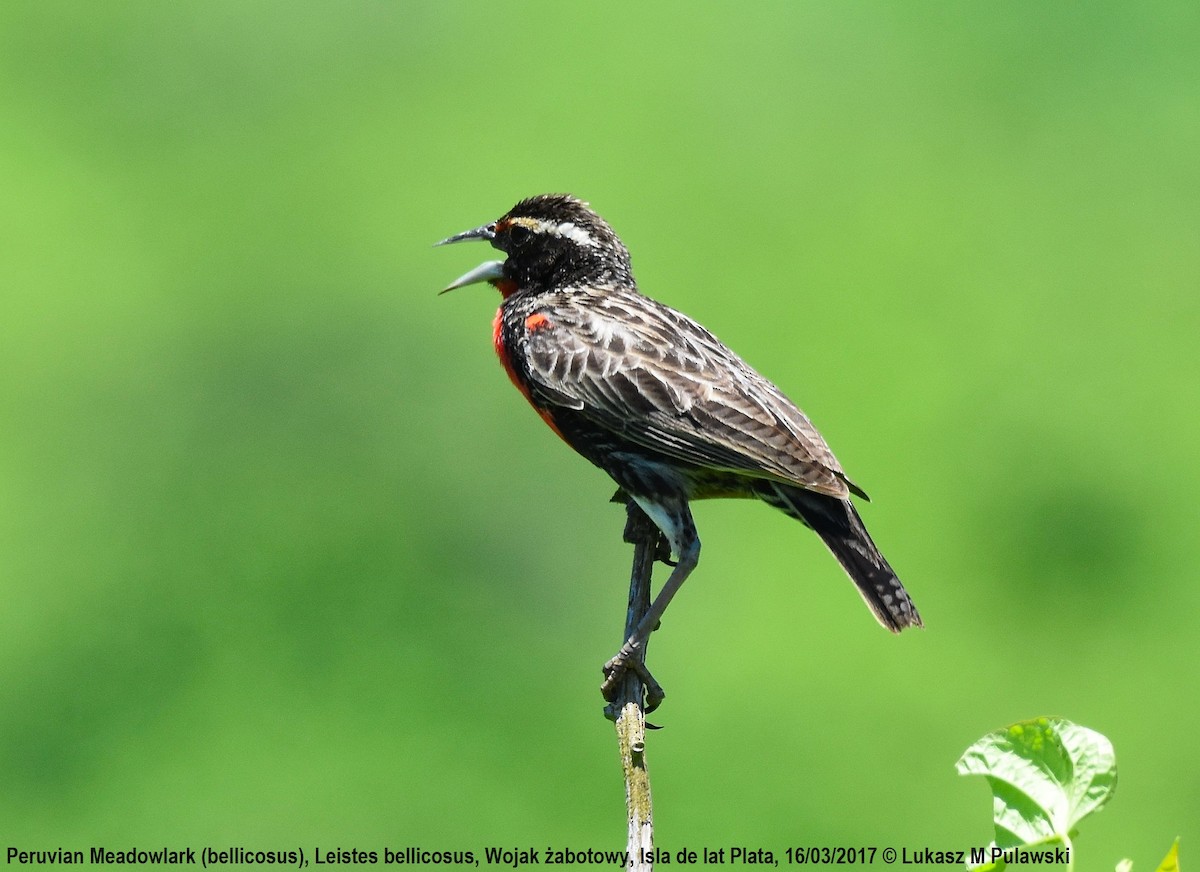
520, 290, 863, 500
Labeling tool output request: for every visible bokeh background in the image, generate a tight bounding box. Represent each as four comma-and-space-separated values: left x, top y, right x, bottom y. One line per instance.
2, 0, 1197, 864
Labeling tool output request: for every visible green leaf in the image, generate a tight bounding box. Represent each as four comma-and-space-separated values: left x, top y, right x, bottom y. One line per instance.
957, 717, 1117, 859
1118, 838, 1181, 872
1154, 838, 1180, 872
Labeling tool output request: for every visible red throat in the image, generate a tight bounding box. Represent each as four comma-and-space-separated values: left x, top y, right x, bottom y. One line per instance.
492, 307, 567, 442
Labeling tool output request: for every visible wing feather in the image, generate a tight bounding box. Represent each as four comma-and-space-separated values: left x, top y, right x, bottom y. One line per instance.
520, 290, 863, 499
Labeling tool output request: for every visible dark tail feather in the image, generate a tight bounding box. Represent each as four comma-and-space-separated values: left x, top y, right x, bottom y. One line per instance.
757, 482, 923, 632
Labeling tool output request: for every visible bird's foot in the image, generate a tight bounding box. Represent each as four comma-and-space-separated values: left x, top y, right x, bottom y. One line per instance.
601, 640, 665, 714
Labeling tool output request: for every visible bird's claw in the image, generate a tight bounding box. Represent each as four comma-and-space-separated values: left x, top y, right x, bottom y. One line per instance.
601, 643, 666, 714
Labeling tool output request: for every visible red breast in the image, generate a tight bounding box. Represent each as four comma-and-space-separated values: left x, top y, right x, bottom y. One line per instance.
492, 306, 567, 442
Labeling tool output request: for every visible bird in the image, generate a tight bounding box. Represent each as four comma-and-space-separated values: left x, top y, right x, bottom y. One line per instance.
437, 194, 921, 711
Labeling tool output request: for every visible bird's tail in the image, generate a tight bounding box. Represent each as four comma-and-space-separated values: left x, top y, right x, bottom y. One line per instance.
757, 482, 922, 632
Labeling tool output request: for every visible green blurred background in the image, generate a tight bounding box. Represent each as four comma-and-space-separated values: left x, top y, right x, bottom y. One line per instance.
2, 0, 1196, 863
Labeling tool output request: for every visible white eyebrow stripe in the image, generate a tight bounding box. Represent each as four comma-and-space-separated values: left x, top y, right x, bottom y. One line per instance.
551, 221, 601, 248
510, 216, 601, 248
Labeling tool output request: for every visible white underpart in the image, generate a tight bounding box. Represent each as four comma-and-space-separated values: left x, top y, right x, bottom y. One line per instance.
629, 493, 686, 559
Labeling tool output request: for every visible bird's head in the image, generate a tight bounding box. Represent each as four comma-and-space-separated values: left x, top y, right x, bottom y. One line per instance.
437, 194, 633, 297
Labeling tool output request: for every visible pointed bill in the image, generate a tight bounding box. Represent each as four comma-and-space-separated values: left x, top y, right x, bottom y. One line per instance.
439, 259, 505, 294
435, 222, 496, 247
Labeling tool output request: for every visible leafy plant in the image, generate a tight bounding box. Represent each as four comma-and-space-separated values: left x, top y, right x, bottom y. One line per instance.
956, 717, 1178, 872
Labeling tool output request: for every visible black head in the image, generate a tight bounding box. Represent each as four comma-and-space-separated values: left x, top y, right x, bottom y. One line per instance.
438, 194, 634, 295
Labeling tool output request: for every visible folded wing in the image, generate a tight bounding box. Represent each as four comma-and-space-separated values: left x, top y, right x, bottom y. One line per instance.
520, 290, 866, 500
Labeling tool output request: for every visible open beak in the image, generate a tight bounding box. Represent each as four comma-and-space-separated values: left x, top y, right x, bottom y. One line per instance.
435, 222, 496, 247
438, 259, 505, 294
436, 221, 504, 293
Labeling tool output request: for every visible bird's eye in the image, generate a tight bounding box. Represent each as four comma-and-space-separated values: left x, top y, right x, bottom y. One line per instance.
508, 224, 531, 246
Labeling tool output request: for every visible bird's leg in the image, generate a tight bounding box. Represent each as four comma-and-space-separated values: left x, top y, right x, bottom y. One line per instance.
602, 501, 700, 712
601, 545, 699, 711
